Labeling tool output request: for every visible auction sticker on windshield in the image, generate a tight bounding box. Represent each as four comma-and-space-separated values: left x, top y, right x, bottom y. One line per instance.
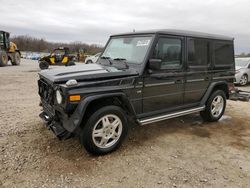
136, 40, 150, 46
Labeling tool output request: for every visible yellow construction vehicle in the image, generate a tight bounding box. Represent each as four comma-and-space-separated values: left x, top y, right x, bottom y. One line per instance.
38, 47, 76, 69
0, 30, 21, 66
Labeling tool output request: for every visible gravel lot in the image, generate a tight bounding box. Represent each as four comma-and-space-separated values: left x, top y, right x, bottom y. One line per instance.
0, 59, 250, 188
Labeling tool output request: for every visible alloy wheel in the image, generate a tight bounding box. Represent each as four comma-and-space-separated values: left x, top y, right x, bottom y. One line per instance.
92, 114, 123, 149
240, 75, 247, 86
211, 96, 224, 118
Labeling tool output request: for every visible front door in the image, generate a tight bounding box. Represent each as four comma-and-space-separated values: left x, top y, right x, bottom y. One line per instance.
142, 36, 185, 116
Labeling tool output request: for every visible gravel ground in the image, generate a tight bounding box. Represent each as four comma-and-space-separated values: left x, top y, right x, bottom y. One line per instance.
0, 59, 250, 188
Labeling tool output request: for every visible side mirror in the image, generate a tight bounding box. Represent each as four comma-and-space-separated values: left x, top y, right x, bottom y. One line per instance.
148, 59, 162, 71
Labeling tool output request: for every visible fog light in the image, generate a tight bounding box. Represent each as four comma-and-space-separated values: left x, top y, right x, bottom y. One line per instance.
56, 90, 63, 104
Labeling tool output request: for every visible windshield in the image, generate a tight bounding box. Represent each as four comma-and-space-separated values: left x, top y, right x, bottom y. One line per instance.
236, 59, 249, 67
101, 36, 152, 64
52, 49, 65, 56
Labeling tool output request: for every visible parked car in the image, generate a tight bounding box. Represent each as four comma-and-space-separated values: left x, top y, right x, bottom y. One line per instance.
84, 52, 101, 64
234, 58, 250, 86
38, 29, 235, 155
31, 53, 41, 60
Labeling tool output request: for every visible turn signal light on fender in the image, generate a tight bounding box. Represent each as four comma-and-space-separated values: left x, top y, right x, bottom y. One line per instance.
69, 95, 81, 102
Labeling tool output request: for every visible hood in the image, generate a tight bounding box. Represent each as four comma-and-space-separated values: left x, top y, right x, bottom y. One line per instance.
39, 64, 138, 84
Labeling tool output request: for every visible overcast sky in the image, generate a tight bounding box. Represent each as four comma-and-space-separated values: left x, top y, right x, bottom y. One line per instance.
1, 0, 250, 53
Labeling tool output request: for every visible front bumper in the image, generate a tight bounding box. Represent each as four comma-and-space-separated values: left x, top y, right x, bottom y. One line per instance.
39, 97, 85, 139
39, 109, 72, 140
234, 73, 242, 84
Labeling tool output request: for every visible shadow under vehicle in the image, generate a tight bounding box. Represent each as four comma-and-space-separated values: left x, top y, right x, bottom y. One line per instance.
39, 47, 76, 70
0, 30, 21, 67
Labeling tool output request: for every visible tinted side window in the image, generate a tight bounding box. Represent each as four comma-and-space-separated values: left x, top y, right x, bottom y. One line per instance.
214, 42, 234, 65
152, 38, 182, 70
188, 38, 209, 66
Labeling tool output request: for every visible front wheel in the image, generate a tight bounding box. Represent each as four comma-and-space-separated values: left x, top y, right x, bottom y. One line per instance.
11, 52, 21, 65
39, 61, 49, 70
80, 106, 128, 155
200, 90, 226, 122
239, 74, 248, 86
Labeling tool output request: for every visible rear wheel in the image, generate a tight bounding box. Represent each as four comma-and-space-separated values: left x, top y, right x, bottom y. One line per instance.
80, 105, 128, 155
200, 90, 226, 122
239, 74, 248, 86
66, 61, 75, 66
0, 51, 8, 67
39, 61, 49, 70
86, 60, 93, 64
11, 52, 21, 65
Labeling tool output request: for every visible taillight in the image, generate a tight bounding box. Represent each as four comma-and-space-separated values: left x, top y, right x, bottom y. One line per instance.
228, 83, 235, 93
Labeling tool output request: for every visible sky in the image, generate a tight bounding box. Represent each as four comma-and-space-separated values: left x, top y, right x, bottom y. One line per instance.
0, 0, 250, 53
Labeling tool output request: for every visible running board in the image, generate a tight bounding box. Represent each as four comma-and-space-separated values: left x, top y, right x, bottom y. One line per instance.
138, 106, 205, 125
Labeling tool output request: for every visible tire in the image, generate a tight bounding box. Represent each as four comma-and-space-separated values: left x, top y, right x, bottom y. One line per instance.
39, 61, 49, 70
0, 51, 8, 67
11, 52, 21, 65
66, 61, 75, 66
86, 60, 93, 64
200, 90, 226, 122
80, 105, 128, 155
239, 74, 248, 86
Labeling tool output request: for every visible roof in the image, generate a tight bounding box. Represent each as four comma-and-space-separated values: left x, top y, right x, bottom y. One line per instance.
0, 30, 9, 34
111, 29, 234, 41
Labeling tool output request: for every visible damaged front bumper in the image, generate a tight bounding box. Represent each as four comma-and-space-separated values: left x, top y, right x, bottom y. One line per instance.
39, 108, 73, 140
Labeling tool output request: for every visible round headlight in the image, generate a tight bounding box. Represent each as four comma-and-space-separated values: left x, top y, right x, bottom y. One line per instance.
56, 90, 63, 104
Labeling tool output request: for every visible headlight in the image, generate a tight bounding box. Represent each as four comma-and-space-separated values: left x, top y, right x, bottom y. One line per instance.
235, 70, 240, 74
56, 90, 63, 104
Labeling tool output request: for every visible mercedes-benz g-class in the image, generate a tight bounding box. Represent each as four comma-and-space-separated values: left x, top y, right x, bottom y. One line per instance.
38, 29, 235, 155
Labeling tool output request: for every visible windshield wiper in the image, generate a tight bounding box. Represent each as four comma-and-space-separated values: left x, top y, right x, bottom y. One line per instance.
100, 56, 112, 65
113, 58, 129, 69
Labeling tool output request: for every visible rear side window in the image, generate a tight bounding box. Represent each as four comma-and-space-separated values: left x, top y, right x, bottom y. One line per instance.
214, 42, 234, 65
188, 38, 209, 67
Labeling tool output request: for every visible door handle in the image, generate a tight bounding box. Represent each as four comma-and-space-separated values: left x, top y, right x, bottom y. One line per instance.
204, 77, 210, 81
175, 79, 182, 84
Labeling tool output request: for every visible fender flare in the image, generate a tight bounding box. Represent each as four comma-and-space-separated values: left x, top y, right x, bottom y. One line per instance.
200, 81, 229, 106
62, 92, 136, 133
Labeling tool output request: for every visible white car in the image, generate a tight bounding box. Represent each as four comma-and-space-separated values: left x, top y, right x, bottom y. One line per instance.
84, 52, 101, 64
235, 58, 250, 86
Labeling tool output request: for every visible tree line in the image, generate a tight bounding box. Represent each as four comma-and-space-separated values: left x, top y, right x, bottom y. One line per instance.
11, 35, 103, 55
236, 52, 250, 58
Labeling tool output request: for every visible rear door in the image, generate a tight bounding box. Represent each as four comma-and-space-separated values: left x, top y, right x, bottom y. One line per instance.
184, 37, 212, 105
142, 35, 185, 115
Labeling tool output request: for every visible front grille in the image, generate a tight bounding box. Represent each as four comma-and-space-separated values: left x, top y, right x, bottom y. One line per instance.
38, 79, 54, 105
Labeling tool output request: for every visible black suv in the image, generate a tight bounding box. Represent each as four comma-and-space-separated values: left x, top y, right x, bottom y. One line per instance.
38, 29, 235, 155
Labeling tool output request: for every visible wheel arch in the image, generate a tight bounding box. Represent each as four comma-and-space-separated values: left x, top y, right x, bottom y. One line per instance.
76, 93, 136, 128
200, 81, 229, 106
